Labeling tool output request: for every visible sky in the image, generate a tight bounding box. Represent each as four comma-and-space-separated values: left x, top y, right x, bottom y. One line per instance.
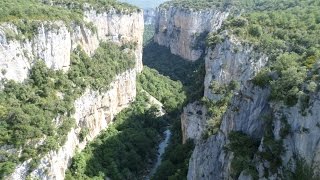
118, 0, 168, 9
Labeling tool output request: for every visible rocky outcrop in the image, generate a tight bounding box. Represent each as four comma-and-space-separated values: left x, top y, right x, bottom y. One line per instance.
9, 69, 136, 180
187, 36, 270, 179
181, 101, 207, 144
188, 84, 270, 180
270, 94, 320, 176
144, 8, 156, 25
154, 6, 228, 61
204, 35, 268, 101
0, 9, 143, 82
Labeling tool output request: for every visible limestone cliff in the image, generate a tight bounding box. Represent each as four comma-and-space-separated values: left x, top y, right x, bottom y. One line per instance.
0, 9, 143, 82
154, 6, 228, 61
154, 1, 320, 179
181, 101, 207, 144
186, 36, 270, 179
1, 5, 144, 180
9, 69, 136, 180
186, 35, 320, 180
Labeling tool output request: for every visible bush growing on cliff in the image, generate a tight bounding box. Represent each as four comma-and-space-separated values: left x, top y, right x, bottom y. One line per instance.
226, 131, 259, 179
286, 157, 320, 180
206, 32, 223, 48
203, 80, 240, 137
270, 53, 307, 106
252, 68, 271, 88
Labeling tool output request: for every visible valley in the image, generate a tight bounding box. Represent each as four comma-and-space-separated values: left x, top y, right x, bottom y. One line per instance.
0, 0, 320, 180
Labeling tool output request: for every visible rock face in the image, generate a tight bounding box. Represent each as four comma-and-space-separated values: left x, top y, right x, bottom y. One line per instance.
9, 69, 136, 180
144, 8, 156, 25
181, 101, 207, 144
154, 6, 228, 61
271, 95, 320, 176
203, 36, 268, 100
2, 7, 143, 180
153, 3, 320, 179
187, 37, 270, 179
0, 9, 144, 82
186, 35, 320, 180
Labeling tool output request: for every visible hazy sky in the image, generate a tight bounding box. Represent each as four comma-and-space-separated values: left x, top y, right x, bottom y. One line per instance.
118, 0, 168, 9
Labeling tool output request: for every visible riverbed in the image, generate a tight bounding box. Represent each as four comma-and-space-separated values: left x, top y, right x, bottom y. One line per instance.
145, 129, 172, 179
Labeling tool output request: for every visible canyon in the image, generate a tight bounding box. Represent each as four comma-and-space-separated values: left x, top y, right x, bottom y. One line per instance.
1, 0, 320, 180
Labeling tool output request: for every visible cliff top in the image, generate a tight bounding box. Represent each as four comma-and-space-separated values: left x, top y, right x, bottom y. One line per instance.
159, 0, 318, 12
0, 0, 139, 24
159, 0, 230, 11
205, 0, 320, 106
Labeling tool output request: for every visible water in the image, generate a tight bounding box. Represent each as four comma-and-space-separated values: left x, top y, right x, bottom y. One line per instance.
146, 129, 172, 179
118, 0, 168, 9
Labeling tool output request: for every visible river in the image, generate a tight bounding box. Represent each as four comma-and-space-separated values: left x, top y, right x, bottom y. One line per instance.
145, 128, 172, 179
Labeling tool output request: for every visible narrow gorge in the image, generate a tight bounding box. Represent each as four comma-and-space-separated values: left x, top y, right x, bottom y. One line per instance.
1, 0, 320, 180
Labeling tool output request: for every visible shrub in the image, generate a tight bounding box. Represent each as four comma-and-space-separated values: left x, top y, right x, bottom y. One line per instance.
248, 25, 263, 37
226, 131, 259, 178
252, 69, 271, 88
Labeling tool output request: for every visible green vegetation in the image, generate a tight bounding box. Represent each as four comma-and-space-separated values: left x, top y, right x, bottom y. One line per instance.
0, 0, 138, 40
287, 157, 320, 180
160, 0, 232, 11
142, 42, 202, 179
270, 53, 307, 106
45, 0, 138, 13
259, 115, 285, 175
151, 138, 194, 180
217, 0, 320, 107
203, 80, 240, 137
139, 69, 194, 179
226, 116, 286, 179
226, 131, 259, 179
138, 67, 186, 113
0, 42, 135, 178
66, 61, 194, 179
143, 42, 205, 103
143, 24, 155, 46
66, 90, 166, 180
0, 0, 137, 23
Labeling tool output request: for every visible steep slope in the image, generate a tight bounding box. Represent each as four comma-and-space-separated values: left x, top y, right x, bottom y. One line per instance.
0, 1, 144, 82
154, 1, 229, 61
154, 0, 320, 179
0, 1, 143, 179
